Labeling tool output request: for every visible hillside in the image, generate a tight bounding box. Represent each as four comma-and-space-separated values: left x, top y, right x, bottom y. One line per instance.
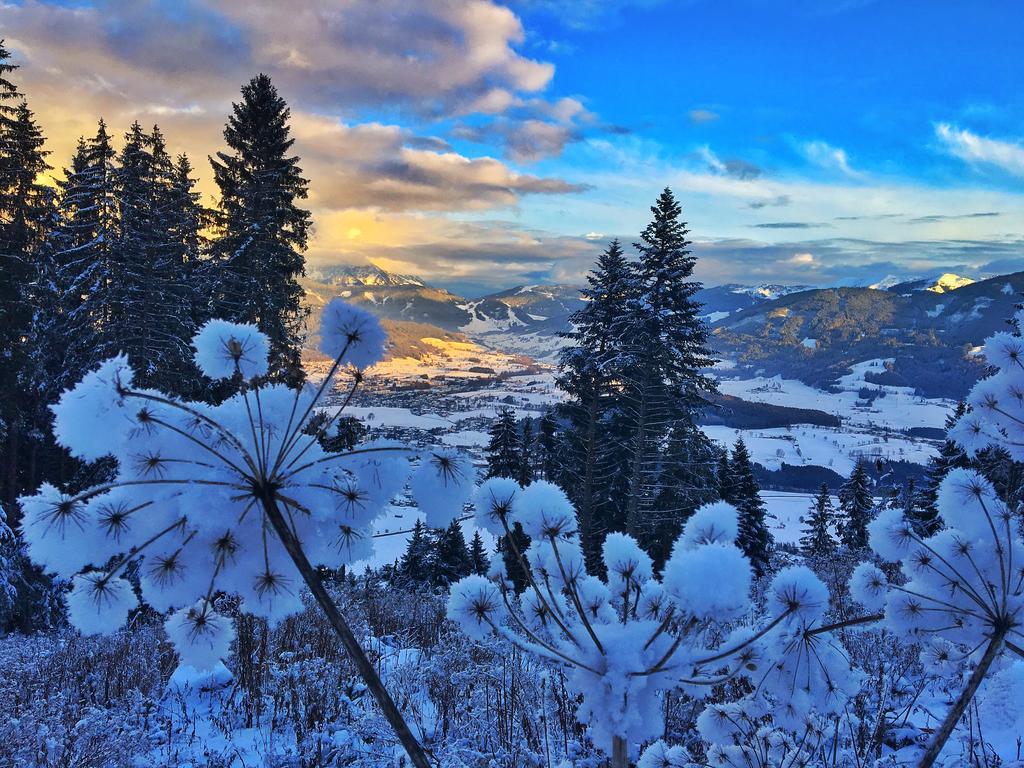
711, 271, 1024, 397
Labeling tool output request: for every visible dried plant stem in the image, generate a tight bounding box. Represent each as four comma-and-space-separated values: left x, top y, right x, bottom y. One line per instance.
259, 491, 434, 768
917, 631, 1006, 768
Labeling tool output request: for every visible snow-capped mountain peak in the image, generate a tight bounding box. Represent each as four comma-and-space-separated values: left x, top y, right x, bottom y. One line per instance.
926, 273, 975, 293
307, 263, 426, 288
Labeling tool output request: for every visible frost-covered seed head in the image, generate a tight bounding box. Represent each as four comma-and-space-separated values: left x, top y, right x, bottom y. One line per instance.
319, 299, 388, 370
192, 320, 269, 380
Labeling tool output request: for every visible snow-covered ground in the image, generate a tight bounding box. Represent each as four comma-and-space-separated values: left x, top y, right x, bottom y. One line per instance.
702, 424, 936, 476
718, 358, 956, 431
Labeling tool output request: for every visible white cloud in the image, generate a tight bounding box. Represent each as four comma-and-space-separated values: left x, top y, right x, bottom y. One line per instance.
935, 123, 1024, 177
801, 140, 857, 176
784, 252, 815, 265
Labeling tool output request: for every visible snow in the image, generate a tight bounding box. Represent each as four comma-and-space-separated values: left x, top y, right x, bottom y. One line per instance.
192, 320, 269, 380
926, 272, 975, 293
800, 337, 817, 349
164, 603, 234, 671
678, 501, 739, 548
767, 565, 829, 622
848, 562, 888, 611
662, 542, 751, 621
409, 448, 476, 528
318, 298, 387, 369
717, 361, 956, 431
702, 424, 934, 476
512, 481, 576, 539
66, 572, 138, 635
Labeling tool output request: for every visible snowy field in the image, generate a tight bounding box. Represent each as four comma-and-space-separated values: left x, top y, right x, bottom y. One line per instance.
717, 358, 957, 432
701, 423, 936, 476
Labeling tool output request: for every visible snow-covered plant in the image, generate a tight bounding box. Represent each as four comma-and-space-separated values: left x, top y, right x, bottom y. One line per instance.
841, 320, 1024, 768
689, 564, 865, 767
18, 299, 469, 768
448, 491, 837, 767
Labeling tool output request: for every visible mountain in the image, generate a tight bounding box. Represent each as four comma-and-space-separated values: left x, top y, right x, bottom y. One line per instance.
307, 263, 426, 288
880, 272, 977, 295
695, 283, 812, 321
710, 271, 1024, 398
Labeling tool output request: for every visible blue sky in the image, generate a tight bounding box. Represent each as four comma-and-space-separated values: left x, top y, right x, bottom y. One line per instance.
3, 0, 1023, 293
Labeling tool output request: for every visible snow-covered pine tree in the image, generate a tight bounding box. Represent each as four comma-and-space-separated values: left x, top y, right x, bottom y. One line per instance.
140, 126, 201, 395
485, 410, 524, 480
557, 239, 635, 571
430, 520, 472, 586
716, 448, 736, 504
800, 483, 835, 557
730, 438, 772, 576
519, 418, 536, 486
650, 422, 720, 567
615, 190, 717, 551
468, 530, 490, 576
838, 458, 874, 550
0, 41, 20, 158
536, 411, 560, 482
484, 410, 532, 590
398, 519, 432, 585
111, 122, 163, 383
208, 74, 310, 385
915, 403, 968, 534
0, 68, 51, 510
52, 122, 119, 388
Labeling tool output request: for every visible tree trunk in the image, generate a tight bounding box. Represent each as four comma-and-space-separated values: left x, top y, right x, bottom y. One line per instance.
611, 735, 628, 768
917, 631, 1005, 768
260, 493, 434, 768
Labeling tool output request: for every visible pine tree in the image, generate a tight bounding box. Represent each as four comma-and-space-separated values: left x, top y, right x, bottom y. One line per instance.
716, 449, 736, 504
208, 74, 311, 385
730, 438, 772, 576
469, 531, 490, 576
557, 239, 636, 570
800, 483, 835, 557
838, 459, 874, 550
617, 189, 717, 547
431, 520, 472, 586
52, 121, 119, 385
398, 520, 431, 585
537, 411, 560, 482
499, 522, 531, 593
650, 423, 719, 567
519, 419, 535, 486
140, 126, 201, 394
485, 410, 531, 589
1, 83, 50, 509
485, 410, 524, 479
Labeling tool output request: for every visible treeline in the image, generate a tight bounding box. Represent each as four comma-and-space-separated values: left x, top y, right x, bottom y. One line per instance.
0, 43, 310, 520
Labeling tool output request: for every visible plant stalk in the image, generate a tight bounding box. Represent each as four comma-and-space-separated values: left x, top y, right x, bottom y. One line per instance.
260, 493, 434, 768
611, 735, 628, 768
917, 631, 1005, 768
